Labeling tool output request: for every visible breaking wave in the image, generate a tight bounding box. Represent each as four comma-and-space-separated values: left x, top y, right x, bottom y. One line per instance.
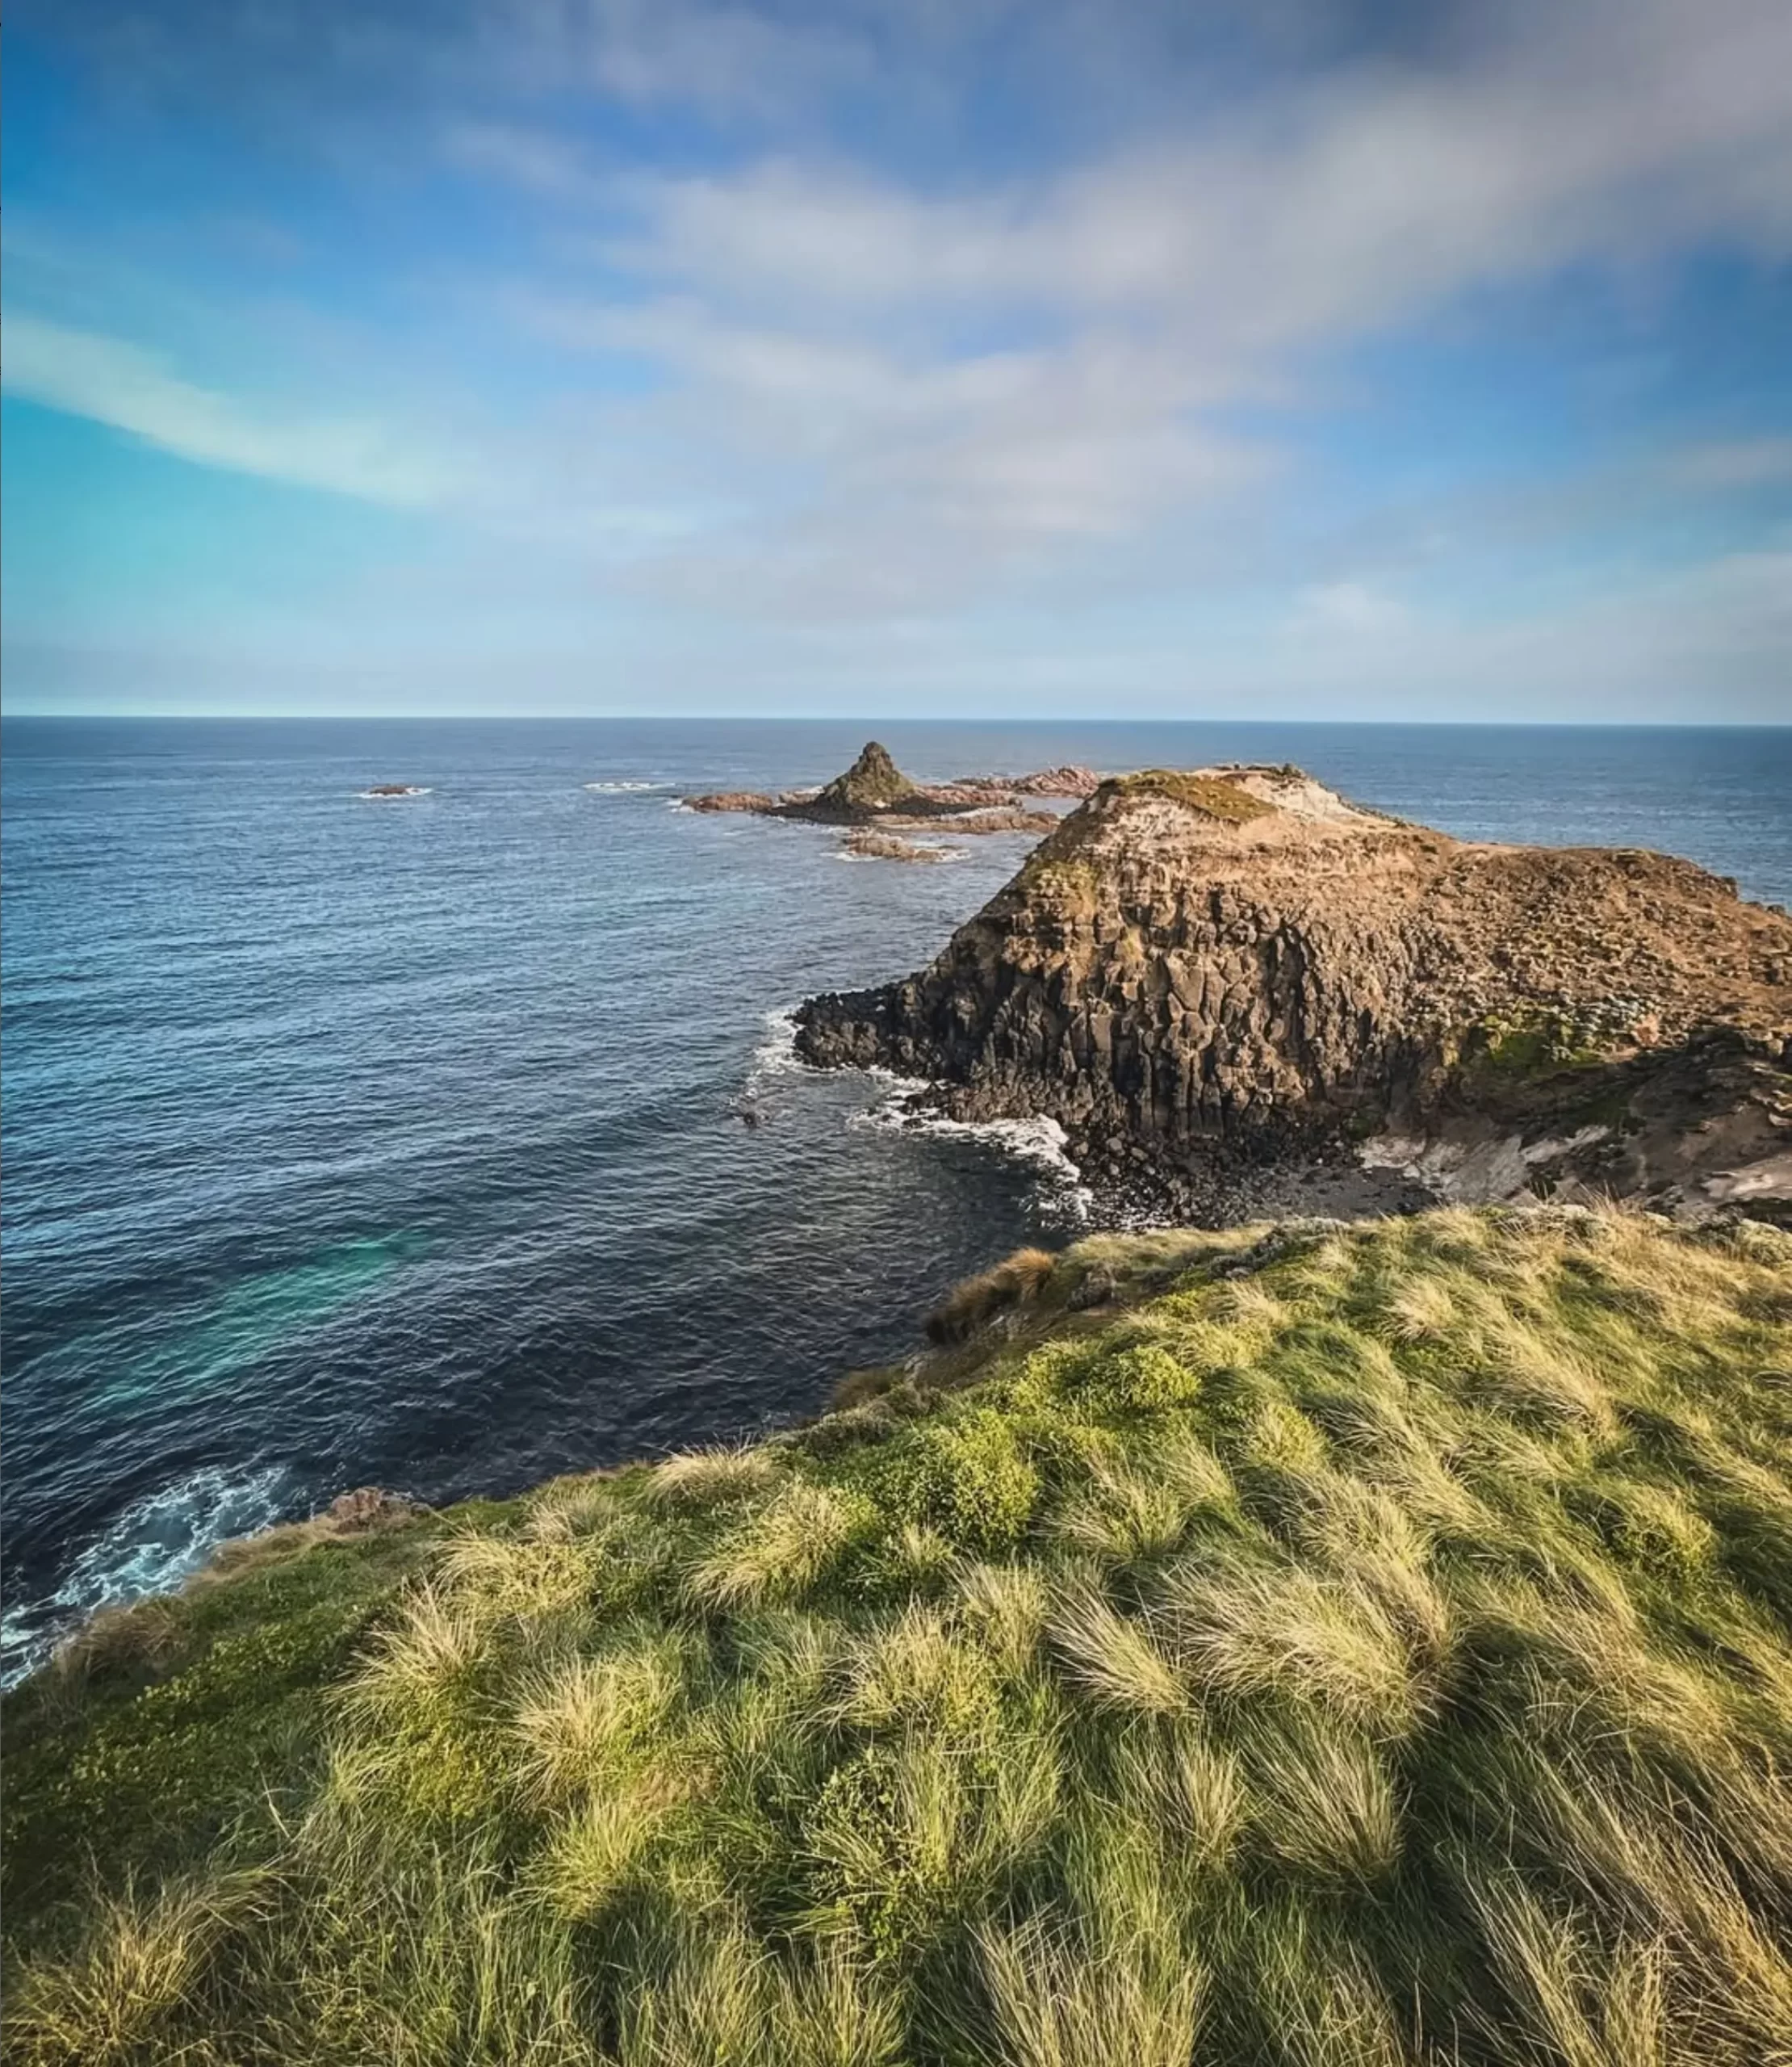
0, 1464, 293, 1689
849, 1092, 1091, 1226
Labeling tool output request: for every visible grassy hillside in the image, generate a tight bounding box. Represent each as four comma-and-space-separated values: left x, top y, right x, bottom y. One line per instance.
5, 1206, 1792, 2066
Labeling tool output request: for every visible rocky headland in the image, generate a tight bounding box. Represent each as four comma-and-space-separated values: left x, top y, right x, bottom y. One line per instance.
796, 764, 1792, 1224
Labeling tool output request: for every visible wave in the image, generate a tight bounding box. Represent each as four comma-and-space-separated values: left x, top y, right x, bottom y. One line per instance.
584, 780, 672, 794
848, 1091, 1092, 1225
745, 1007, 803, 1096
0, 1463, 293, 1689
356, 786, 432, 799
746, 1008, 1089, 1218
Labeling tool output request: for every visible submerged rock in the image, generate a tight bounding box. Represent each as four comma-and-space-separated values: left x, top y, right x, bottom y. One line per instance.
841, 829, 962, 864
796, 764, 1792, 1223
686, 789, 777, 813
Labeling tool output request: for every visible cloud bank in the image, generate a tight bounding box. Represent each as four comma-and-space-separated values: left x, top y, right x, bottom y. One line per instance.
4, 0, 1789, 712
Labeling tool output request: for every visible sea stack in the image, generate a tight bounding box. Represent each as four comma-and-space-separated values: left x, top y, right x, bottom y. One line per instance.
682, 745, 1095, 826
784, 740, 917, 821
796, 765, 1792, 1222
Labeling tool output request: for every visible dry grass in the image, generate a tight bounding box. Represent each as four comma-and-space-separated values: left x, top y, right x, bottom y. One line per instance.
925, 1246, 1059, 1344
1049, 1584, 1189, 1716
645, 1442, 780, 1509
2, 1871, 273, 2067
683, 1479, 866, 1610
6, 1206, 1792, 2067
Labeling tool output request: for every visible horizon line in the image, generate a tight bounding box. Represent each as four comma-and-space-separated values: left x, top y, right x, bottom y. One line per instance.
3, 712, 1790, 731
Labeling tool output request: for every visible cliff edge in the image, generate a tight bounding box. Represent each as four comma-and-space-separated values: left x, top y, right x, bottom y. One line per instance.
795, 765, 1792, 1221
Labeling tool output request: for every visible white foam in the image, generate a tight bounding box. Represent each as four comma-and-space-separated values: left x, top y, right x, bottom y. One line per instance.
0, 1463, 291, 1689
583, 780, 669, 793
849, 1092, 1092, 1224
744, 1007, 1090, 1219
356, 786, 432, 799
746, 1006, 802, 1094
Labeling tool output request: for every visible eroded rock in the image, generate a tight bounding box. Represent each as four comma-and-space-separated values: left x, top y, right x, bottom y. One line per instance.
795, 765, 1792, 1223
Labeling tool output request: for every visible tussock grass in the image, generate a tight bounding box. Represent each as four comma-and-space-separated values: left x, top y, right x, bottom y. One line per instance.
2, 1870, 273, 2067
645, 1442, 780, 1509
1154, 1551, 1425, 1731
6, 1206, 1792, 2065
1049, 1583, 1190, 1716
511, 1639, 689, 1803
685, 1479, 868, 1610
925, 1245, 1058, 1345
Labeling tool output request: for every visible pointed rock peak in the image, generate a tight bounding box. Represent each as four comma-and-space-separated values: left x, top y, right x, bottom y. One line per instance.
820, 741, 915, 809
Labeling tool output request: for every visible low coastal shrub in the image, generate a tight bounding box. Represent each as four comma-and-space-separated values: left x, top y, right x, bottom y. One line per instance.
5, 1207, 1792, 2066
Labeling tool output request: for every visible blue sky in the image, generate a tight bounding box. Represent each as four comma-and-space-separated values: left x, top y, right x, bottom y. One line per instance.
3, 0, 1790, 719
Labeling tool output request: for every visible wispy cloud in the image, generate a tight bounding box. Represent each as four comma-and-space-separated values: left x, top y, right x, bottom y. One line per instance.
1668, 437, 1792, 489
8, 0, 1791, 711
470, 0, 1792, 612
2, 313, 455, 505
1296, 581, 1412, 635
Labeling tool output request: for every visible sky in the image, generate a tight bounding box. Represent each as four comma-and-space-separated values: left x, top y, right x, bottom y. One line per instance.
2, 0, 1790, 720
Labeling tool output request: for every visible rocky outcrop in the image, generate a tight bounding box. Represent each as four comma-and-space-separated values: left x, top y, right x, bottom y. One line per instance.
685, 745, 1095, 829
781, 742, 921, 824
686, 790, 778, 814
919, 766, 1101, 805
883, 806, 1057, 836
795, 765, 1792, 1222
842, 830, 962, 864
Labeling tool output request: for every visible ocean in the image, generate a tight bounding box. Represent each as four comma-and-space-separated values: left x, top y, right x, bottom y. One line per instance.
3, 719, 1788, 1682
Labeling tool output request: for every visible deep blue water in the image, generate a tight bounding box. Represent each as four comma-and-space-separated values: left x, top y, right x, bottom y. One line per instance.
3, 719, 1789, 1681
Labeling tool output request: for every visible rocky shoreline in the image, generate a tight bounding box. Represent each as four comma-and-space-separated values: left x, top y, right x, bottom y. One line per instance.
797, 764, 1792, 1226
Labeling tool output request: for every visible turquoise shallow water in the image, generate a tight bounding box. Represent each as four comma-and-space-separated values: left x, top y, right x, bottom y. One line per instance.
3, 719, 1788, 1680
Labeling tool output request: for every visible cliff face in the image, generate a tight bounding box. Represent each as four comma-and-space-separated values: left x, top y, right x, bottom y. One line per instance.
795, 766, 1792, 1219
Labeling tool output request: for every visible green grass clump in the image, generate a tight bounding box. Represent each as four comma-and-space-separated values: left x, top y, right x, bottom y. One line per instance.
6, 1206, 1792, 2065
1458, 1006, 1615, 1080
1105, 770, 1276, 822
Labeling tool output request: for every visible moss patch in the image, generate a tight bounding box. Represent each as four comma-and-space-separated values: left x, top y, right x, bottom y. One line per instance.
1105, 770, 1275, 822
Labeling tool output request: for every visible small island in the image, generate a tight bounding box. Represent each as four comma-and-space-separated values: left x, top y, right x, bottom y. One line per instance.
685, 740, 1087, 857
